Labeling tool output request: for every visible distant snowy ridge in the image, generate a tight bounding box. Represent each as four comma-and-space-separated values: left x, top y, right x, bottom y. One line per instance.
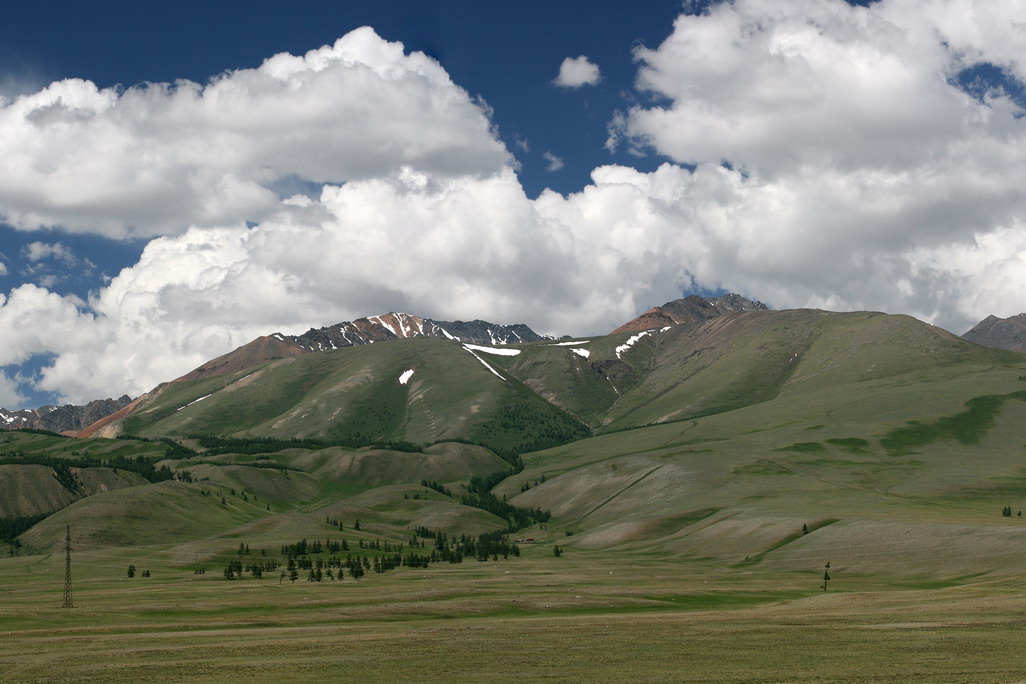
0, 395, 133, 433
288, 312, 549, 353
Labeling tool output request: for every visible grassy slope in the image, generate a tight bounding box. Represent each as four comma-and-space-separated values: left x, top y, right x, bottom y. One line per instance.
118, 310, 1008, 448
14, 310, 1025, 567
504, 352, 1026, 575
0, 432, 167, 518
50, 308, 1024, 575
14, 436, 513, 554
592, 310, 1017, 430
0, 430, 168, 460
119, 337, 590, 456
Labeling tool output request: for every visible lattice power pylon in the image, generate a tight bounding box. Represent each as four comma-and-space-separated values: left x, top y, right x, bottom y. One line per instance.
62, 524, 73, 609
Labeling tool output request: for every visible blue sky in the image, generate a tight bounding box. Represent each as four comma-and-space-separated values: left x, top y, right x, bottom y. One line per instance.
1, 1, 683, 196
0, 0, 682, 306
1, 0, 1025, 409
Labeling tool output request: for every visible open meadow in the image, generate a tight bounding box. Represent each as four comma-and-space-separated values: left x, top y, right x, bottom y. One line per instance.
7, 530, 1026, 682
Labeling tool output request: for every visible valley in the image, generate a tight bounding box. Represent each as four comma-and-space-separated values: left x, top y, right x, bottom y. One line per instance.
3, 300, 1026, 681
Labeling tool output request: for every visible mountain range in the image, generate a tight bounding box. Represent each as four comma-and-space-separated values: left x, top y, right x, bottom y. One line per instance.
4, 295, 1023, 437
0, 395, 132, 434
3, 291, 1026, 588
177, 312, 552, 383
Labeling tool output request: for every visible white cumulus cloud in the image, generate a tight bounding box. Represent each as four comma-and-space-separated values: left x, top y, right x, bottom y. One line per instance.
543, 151, 565, 171
0, 27, 510, 238
24, 241, 76, 264
554, 56, 601, 88
609, 0, 1026, 331
0, 370, 25, 407
4, 3, 1026, 406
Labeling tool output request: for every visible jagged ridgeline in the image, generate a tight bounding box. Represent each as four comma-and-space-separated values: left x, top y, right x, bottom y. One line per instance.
103, 307, 1024, 450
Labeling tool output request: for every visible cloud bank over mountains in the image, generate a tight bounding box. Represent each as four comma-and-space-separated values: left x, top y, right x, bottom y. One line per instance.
1, 1, 1025, 405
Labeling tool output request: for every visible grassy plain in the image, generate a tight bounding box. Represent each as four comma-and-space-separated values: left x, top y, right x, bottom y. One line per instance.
6, 544, 1026, 682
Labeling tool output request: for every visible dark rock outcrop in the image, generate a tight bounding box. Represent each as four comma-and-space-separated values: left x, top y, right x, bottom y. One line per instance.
0, 395, 133, 434
963, 314, 1026, 353
612, 294, 768, 334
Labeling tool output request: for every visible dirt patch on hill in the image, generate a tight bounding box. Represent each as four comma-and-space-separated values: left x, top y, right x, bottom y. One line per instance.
0, 464, 74, 517
308, 444, 506, 487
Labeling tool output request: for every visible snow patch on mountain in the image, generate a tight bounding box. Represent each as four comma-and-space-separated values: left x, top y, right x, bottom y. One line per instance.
615, 332, 652, 359
1, 411, 27, 425
177, 394, 212, 411
572, 347, 591, 358
462, 346, 506, 380
463, 344, 521, 356
399, 369, 415, 385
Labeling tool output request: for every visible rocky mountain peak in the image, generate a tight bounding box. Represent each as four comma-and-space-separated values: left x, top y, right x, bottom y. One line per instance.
962, 313, 1026, 352
612, 294, 768, 334
176, 312, 550, 383
0, 395, 133, 434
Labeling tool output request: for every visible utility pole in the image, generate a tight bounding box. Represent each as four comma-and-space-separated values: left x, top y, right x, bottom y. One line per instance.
62, 525, 73, 609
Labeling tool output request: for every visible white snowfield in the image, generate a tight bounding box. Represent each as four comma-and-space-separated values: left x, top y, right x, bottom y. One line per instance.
398, 369, 415, 385
462, 343, 521, 356
615, 332, 651, 358
546, 340, 591, 346
615, 326, 674, 359
462, 345, 506, 380
177, 394, 212, 411
572, 347, 591, 358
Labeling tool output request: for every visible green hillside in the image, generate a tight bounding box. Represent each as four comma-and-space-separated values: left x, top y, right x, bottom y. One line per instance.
10, 308, 1025, 568
0, 431, 172, 520
116, 337, 590, 457
502, 337, 1026, 576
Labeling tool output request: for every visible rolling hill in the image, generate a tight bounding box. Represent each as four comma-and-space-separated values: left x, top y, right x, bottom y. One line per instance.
5, 302, 1026, 581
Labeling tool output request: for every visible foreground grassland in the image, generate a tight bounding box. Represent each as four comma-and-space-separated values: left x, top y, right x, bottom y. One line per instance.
5, 547, 1026, 683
